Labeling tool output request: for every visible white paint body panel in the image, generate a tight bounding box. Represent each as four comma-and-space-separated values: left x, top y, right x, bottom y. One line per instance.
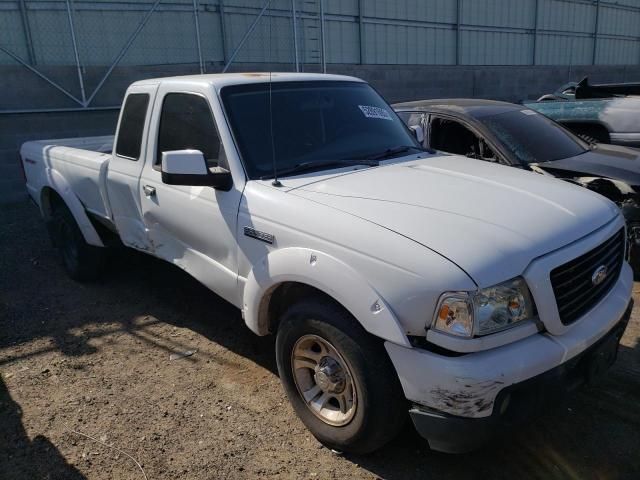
106, 82, 159, 249
242, 247, 411, 347
20, 73, 633, 421
290, 155, 620, 288
136, 78, 246, 306
21, 136, 113, 218
21, 135, 114, 246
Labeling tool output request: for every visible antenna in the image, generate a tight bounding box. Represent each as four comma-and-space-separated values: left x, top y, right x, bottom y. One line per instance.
269, 73, 280, 187
268, 0, 281, 187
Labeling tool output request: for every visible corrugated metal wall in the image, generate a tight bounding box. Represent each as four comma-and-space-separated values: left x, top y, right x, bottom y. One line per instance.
1, 0, 639, 67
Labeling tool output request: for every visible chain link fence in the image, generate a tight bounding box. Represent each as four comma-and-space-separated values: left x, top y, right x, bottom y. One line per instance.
2, 0, 640, 111
0, 0, 328, 111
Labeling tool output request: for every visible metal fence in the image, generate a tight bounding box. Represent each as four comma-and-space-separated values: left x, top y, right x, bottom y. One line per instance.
0, 0, 325, 111
1, 0, 640, 112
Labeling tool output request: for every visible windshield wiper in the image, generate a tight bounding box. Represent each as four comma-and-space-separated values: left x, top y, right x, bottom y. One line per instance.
357, 145, 425, 161
261, 159, 379, 180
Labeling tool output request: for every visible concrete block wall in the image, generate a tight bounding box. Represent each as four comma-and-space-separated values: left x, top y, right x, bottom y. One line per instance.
2, 63, 640, 204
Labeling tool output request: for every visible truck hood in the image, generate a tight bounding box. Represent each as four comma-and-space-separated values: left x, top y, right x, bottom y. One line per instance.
288, 155, 619, 287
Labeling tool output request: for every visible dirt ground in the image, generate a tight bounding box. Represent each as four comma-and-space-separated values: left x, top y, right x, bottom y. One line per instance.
1, 200, 639, 480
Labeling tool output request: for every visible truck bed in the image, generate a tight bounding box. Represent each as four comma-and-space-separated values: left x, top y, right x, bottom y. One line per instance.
21, 135, 114, 219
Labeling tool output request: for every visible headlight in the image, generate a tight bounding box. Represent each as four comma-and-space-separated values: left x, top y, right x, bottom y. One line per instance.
432, 277, 534, 338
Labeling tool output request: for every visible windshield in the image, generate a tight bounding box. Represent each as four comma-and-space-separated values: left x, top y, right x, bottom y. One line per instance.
480, 110, 587, 164
220, 81, 420, 179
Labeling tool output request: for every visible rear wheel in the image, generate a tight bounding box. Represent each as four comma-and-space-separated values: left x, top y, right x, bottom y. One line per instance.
275, 297, 406, 454
48, 205, 106, 281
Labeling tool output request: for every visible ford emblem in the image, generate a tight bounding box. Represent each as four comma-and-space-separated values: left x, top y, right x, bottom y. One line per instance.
591, 265, 608, 286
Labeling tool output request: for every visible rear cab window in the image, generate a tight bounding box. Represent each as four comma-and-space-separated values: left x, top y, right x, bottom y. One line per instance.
115, 93, 150, 160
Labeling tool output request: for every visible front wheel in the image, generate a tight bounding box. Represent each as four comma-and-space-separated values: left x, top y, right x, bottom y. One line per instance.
275, 297, 406, 454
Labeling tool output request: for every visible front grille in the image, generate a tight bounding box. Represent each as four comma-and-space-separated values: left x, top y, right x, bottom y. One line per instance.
551, 229, 625, 325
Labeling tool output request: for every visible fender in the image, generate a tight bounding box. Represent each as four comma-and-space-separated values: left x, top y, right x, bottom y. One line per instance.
42, 168, 104, 247
242, 247, 411, 347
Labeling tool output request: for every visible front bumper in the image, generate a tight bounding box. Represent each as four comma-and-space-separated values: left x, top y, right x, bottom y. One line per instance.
385, 259, 633, 453
407, 299, 632, 453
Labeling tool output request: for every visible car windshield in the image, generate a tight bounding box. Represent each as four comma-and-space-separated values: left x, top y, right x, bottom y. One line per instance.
220, 81, 420, 179
480, 109, 587, 164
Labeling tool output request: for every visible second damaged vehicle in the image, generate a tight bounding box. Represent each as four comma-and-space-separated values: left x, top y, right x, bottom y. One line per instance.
394, 99, 640, 274
524, 77, 640, 147
22, 73, 633, 453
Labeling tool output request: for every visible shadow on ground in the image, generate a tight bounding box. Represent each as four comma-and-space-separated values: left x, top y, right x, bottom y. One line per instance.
0, 377, 86, 480
0, 201, 277, 375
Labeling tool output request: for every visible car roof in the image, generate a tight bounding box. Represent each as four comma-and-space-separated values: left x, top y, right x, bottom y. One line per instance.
392, 98, 526, 119
131, 72, 364, 89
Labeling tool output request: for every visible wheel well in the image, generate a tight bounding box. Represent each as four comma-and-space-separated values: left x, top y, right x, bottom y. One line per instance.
262, 282, 341, 334
40, 187, 115, 247
40, 187, 66, 220
562, 122, 611, 143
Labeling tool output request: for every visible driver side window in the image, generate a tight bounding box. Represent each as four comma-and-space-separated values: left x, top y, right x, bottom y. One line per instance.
156, 93, 226, 169
429, 116, 496, 161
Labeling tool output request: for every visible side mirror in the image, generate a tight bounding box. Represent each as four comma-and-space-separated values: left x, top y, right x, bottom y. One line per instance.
409, 125, 425, 144
161, 150, 232, 191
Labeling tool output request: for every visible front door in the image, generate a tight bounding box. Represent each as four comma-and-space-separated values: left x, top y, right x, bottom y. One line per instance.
139, 86, 243, 305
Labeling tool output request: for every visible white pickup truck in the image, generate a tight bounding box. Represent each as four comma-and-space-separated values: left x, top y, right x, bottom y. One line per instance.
22, 73, 633, 454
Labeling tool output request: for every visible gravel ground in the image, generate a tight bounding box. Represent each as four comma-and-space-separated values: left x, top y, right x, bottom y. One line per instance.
1, 200, 640, 480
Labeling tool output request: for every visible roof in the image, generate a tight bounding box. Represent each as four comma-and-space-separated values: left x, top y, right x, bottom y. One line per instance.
392, 98, 525, 118
131, 72, 363, 89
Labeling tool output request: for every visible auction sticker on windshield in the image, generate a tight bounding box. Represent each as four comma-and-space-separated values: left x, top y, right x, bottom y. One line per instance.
359, 105, 393, 121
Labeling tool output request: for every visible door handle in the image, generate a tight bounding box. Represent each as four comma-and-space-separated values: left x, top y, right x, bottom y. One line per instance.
143, 185, 156, 197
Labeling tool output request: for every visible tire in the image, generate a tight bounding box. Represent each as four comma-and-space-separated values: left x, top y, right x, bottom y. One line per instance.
275, 297, 407, 454
48, 204, 106, 281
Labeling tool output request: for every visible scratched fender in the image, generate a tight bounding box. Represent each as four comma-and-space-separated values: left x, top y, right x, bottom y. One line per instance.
242, 247, 411, 347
